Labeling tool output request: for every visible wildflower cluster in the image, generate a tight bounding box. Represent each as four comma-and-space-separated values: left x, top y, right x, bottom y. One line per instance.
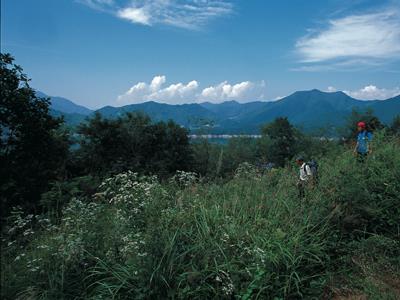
234, 162, 259, 179
3, 207, 37, 250
99, 171, 157, 212
244, 246, 268, 265
1, 207, 59, 280
120, 232, 147, 260
98, 172, 159, 259
215, 270, 234, 296
40, 198, 104, 264
170, 170, 199, 188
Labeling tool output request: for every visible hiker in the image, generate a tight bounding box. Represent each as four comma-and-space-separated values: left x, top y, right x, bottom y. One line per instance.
295, 156, 312, 198
353, 121, 373, 162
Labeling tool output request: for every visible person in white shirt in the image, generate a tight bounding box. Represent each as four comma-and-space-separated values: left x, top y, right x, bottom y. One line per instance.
296, 156, 312, 198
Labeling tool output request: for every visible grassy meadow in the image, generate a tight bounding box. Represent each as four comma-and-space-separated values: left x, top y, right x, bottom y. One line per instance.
2, 132, 400, 299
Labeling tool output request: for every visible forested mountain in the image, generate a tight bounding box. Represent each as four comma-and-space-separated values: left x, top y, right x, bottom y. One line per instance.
45, 89, 400, 133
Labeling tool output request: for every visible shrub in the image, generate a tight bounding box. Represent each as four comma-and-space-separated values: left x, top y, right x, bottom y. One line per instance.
316, 132, 400, 237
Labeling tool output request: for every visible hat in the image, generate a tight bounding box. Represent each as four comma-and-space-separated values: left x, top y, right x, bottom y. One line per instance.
357, 121, 366, 128
296, 156, 304, 161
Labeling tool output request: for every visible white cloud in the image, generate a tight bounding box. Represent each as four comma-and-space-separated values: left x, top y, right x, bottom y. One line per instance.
78, 0, 233, 29
76, 0, 114, 11
291, 58, 384, 72
295, 8, 400, 65
117, 7, 150, 25
117, 76, 266, 105
326, 86, 337, 92
117, 76, 198, 104
344, 85, 400, 100
150, 75, 166, 92
200, 80, 266, 102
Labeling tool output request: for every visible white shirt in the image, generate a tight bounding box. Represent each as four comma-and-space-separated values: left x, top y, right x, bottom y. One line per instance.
299, 163, 312, 181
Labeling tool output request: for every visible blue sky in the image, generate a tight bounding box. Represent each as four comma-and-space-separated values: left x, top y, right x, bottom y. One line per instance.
1, 0, 400, 108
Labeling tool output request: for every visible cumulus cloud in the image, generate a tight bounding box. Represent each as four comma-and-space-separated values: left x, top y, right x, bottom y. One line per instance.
78, 0, 233, 29
117, 76, 266, 105
344, 85, 400, 100
326, 86, 337, 92
117, 75, 199, 104
325, 85, 400, 100
200, 80, 266, 102
295, 8, 400, 66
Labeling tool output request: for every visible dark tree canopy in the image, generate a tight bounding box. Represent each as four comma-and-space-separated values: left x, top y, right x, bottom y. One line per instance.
0, 53, 69, 216
75, 112, 193, 177
261, 117, 297, 167
343, 108, 385, 140
390, 115, 400, 136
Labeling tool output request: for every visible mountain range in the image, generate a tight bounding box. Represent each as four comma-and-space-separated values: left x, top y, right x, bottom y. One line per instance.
41, 90, 400, 134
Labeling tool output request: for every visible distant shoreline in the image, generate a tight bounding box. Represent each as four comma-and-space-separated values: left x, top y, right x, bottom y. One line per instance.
189, 134, 262, 139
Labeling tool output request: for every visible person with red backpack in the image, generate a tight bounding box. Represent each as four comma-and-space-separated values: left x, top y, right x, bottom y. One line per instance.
353, 121, 373, 162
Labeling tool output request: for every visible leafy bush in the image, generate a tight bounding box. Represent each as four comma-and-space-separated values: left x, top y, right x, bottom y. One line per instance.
234, 162, 259, 179
170, 170, 199, 188
316, 132, 400, 237
40, 175, 101, 220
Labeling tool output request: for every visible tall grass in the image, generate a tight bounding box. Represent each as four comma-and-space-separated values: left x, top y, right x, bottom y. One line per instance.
2, 132, 400, 299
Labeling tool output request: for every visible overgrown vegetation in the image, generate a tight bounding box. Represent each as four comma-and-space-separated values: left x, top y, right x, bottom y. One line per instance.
2, 54, 400, 299
2, 134, 400, 299
0, 53, 69, 218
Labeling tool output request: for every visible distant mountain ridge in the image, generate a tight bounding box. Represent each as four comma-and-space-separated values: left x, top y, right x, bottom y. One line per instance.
37, 91, 93, 116
40, 89, 400, 134
96, 101, 215, 129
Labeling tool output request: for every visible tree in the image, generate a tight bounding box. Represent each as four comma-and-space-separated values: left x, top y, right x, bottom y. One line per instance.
0, 53, 69, 216
191, 138, 216, 176
342, 108, 385, 140
75, 112, 128, 174
390, 115, 400, 136
75, 112, 193, 177
261, 117, 297, 167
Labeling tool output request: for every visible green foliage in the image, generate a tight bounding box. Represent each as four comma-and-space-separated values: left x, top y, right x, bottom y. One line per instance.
257, 117, 335, 168
0, 53, 69, 217
170, 170, 199, 188
261, 117, 298, 167
40, 176, 101, 220
2, 134, 400, 299
315, 132, 400, 237
234, 162, 259, 179
389, 114, 400, 136
191, 138, 216, 176
341, 108, 385, 139
191, 128, 339, 180
329, 235, 400, 299
222, 137, 259, 172
76, 112, 193, 177
3, 53, 399, 299
192, 137, 260, 178
1, 172, 162, 299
